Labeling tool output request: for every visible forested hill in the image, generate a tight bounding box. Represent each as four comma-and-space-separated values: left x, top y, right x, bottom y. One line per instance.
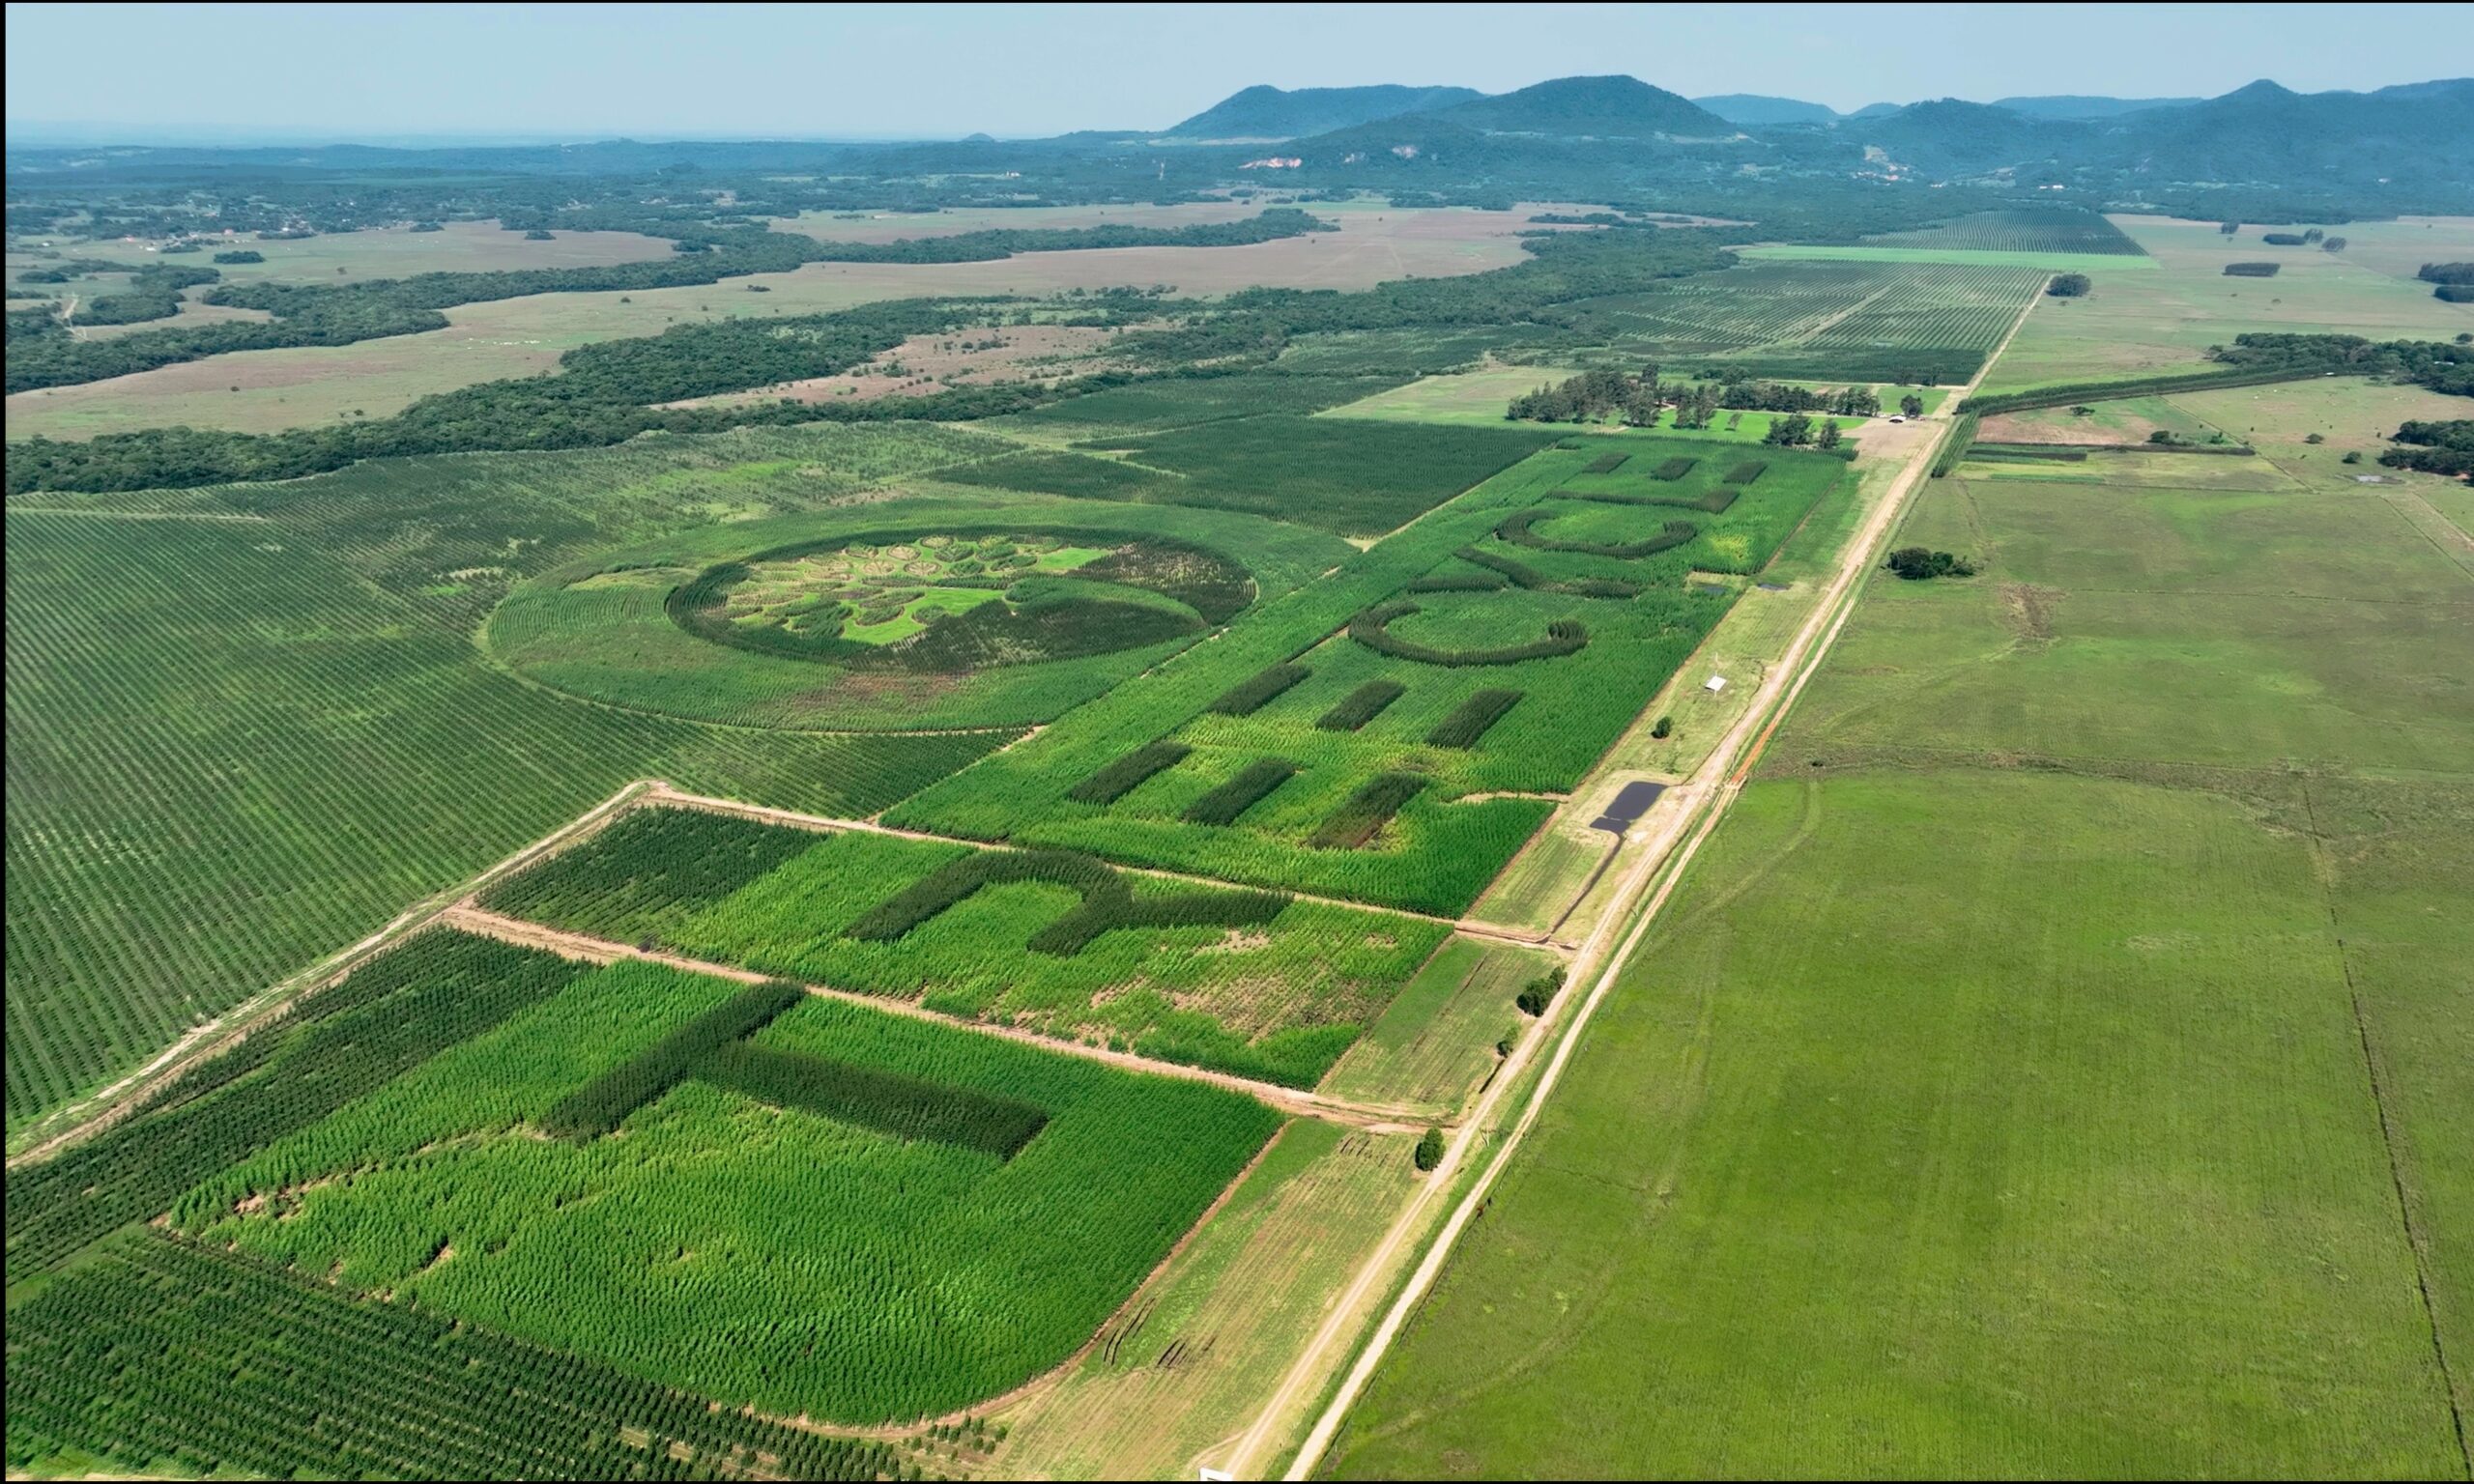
1425, 75, 1735, 138
1162, 84, 1482, 139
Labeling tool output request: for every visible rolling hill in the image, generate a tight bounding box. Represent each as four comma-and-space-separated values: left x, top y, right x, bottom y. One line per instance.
1162, 84, 1482, 139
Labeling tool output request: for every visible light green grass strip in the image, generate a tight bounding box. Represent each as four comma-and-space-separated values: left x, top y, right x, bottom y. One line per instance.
1742, 244, 2159, 271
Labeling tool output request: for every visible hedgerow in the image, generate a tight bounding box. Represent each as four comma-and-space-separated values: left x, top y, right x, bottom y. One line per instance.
1184, 759, 1302, 826
173, 969, 1284, 1424
1318, 680, 1409, 731
540, 981, 803, 1140
1309, 774, 1430, 849
1351, 601, 1591, 667
1210, 663, 1312, 716
849, 844, 1288, 952
1426, 689, 1526, 748
1497, 507, 1696, 559
1066, 739, 1193, 804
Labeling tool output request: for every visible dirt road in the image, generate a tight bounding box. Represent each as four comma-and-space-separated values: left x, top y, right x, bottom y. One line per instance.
1231, 306, 2032, 1478
439, 905, 1431, 1132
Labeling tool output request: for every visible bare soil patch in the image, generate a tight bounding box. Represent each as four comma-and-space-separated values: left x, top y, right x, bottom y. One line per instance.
667, 323, 1147, 408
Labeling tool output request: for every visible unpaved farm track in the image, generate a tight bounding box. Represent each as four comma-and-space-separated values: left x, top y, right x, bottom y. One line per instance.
440, 906, 1429, 1132
1238, 296, 2036, 1479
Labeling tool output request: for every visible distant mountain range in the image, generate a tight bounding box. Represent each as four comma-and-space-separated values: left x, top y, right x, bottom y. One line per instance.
1161, 84, 1482, 139
1141, 73, 2472, 203
1691, 93, 2207, 125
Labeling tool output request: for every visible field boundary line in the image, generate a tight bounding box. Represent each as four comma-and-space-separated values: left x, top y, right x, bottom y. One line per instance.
437, 905, 1428, 1131
1249, 289, 2035, 1481
7, 781, 656, 1168
2297, 782, 2474, 1476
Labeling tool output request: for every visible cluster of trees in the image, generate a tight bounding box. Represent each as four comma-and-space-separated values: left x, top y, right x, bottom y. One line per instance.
2421, 263, 2474, 302
2381, 419, 2474, 479
1763, 413, 1844, 448
2211, 332, 2473, 395
2046, 272, 2091, 297
1506, 362, 1880, 427
1884, 547, 1977, 580
2224, 262, 2282, 276
2260, 228, 2327, 246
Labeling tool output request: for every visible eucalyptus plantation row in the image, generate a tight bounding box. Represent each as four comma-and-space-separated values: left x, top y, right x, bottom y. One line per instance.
482, 810, 1445, 1088
4, 1231, 899, 1481
891, 439, 1850, 913
5, 931, 582, 1281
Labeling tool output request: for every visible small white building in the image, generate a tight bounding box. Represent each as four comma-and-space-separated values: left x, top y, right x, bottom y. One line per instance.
1703, 675, 1728, 694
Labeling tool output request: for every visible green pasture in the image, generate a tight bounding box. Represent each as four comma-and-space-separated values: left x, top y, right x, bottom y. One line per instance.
1983, 214, 2474, 394
1787, 475, 2474, 773
1328, 769, 2466, 1479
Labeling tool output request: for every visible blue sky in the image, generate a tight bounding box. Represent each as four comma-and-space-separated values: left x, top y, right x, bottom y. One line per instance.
7, 1, 2469, 141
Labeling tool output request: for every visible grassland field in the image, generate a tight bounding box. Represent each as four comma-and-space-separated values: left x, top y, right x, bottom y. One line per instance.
4, 203, 1551, 442
1983, 214, 2474, 393
1325, 397, 2474, 1477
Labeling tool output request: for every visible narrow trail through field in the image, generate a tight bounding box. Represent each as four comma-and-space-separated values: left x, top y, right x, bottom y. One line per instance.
1233, 290, 2040, 1481
437, 904, 1430, 1132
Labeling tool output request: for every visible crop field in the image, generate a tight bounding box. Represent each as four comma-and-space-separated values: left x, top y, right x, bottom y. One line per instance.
1551, 259, 2048, 384
890, 440, 1847, 913
1330, 444, 2473, 1477
4, 1230, 898, 1481
3, 424, 1021, 1130
121, 941, 1285, 1426
979, 1121, 1421, 1479
1005, 371, 1412, 435
1858, 206, 2149, 256
478, 805, 1453, 1088
1984, 214, 2474, 393
489, 495, 1350, 731
936, 415, 1561, 536
6, 205, 1544, 442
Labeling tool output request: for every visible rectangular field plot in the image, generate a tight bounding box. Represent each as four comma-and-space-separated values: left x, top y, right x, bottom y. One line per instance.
483, 806, 1452, 1088
166, 948, 1280, 1427
938, 414, 1559, 537
1555, 260, 2048, 384
890, 441, 1850, 914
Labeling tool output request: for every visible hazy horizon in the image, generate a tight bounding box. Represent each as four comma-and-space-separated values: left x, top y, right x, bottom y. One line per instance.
6, 1, 2470, 145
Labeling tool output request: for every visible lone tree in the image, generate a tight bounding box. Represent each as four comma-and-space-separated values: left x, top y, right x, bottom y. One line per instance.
1414, 1127, 1447, 1172
2046, 272, 2091, 298
1900, 393, 1925, 417
1817, 417, 1843, 449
